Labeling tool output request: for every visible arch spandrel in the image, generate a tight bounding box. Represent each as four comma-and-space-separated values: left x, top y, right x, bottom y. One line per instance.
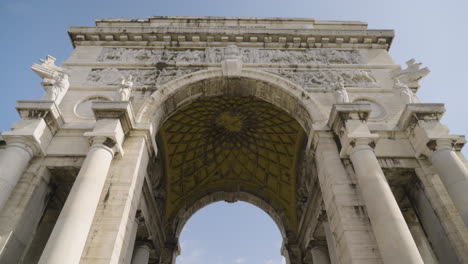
157, 96, 307, 238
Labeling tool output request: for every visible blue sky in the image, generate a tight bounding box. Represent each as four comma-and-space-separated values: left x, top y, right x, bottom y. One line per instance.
1, 0, 468, 263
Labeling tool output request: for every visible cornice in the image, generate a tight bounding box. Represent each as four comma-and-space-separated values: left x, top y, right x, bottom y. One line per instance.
68, 17, 394, 50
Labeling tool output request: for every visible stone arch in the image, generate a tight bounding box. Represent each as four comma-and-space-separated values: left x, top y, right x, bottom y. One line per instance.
144, 69, 318, 262
136, 68, 324, 132
169, 191, 290, 241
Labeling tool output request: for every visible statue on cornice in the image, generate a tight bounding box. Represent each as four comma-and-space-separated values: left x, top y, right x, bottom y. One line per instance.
119, 75, 134, 101
391, 59, 430, 90
393, 78, 419, 104
333, 77, 349, 103
31, 55, 70, 104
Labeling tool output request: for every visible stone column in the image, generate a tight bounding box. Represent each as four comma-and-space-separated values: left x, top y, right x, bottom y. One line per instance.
402, 208, 438, 264
322, 223, 338, 264
131, 244, 151, 264
38, 136, 117, 264
78, 101, 154, 263
0, 143, 34, 210
160, 242, 180, 264
313, 131, 381, 263
398, 104, 468, 226
329, 104, 423, 264
0, 165, 52, 264
429, 139, 468, 225
310, 246, 330, 264
349, 139, 423, 263
0, 101, 63, 212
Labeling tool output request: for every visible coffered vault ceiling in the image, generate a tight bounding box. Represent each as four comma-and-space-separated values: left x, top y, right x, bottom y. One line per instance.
158, 96, 306, 232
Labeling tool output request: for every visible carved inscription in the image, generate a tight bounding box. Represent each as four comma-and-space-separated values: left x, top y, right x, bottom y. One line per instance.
97, 47, 363, 65
267, 69, 377, 88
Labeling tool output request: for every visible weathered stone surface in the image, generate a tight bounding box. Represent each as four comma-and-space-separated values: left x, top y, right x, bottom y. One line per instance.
0, 16, 467, 264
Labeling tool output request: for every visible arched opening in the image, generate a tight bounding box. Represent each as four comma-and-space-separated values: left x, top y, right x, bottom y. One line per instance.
177, 201, 285, 264
144, 73, 316, 263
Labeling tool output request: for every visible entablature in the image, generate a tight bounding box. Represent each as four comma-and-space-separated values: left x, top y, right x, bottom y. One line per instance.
68, 17, 393, 49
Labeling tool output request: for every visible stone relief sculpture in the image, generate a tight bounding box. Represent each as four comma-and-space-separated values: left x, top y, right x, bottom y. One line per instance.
155, 68, 200, 86
119, 75, 133, 101
268, 69, 377, 88
296, 152, 315, 218
87, 68, 200, 88
175, 50, 204, 63
224, 44, 241, 60
97, 47, 364, 65
391, 59, 430, 89
241, 48, 260, 64
242, 49, 363, 64
333, 77, 349, 103
87, 68, 157, 86
205, 47, 223, 63
393, 78, 419, 103
98, 48, 165, 62
31, 55, 70, 104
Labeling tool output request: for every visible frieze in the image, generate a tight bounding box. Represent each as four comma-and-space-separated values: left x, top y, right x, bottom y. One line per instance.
87, 68, 157, 86
155, 68, 201, 85
87, 68, 200, 87
267, 69, 377, 88
97, 47, 364, 65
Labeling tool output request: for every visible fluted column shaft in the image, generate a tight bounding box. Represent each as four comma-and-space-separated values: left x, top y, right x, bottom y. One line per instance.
429, 139, 468, 225
0, 143, 33, 210
349, 139, 423, 264
39, 137, 116, 264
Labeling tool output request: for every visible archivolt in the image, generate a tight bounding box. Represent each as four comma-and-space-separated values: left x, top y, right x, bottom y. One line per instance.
135, 68, 324, 131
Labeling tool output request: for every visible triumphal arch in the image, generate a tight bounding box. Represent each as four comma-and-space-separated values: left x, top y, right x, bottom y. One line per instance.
0, 16, 467, 264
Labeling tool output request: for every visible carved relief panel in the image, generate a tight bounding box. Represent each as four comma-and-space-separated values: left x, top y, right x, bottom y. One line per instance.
97, 47, 364, 65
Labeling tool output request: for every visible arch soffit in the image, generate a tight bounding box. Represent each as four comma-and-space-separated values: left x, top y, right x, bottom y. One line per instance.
135, 68, 325, 131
